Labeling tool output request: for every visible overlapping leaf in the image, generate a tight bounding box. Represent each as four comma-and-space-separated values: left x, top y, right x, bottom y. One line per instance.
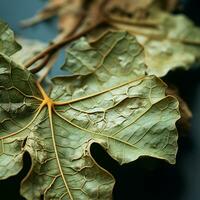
108, 4, 200, 77
0, 20, 21, 56
0, 31, 180, 199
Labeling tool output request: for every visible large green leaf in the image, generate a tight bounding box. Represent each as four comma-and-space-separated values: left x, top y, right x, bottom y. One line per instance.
0, 31, 180, 199
0, 20, 21, 56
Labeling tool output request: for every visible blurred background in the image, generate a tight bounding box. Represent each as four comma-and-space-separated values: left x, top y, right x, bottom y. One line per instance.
0, 0, 200, 199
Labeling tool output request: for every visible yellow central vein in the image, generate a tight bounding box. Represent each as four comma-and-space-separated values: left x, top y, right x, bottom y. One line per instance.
48, 104, 74, 200
37, 82, 74, 200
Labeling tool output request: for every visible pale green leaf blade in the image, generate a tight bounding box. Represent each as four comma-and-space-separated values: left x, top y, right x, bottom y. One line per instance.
52, 76, 179, 164
0, 20, 21, 56
52, 31, 180, 164
57, 31, 146, 101
62, 31, 146, 77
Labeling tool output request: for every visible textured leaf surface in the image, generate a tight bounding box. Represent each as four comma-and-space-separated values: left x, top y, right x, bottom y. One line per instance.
0, 31, 180, 199
0, 20, 21, 56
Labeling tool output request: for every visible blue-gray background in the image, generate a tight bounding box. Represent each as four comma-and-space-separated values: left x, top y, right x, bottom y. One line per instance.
0, 0, 200, 200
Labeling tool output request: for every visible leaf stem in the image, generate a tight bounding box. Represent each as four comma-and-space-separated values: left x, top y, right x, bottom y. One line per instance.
24, 19, 105, 69
30, 54, 52, 74
38, 52, 58, 83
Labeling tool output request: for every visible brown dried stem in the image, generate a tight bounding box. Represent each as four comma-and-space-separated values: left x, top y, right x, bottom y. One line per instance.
25, 0, 108, 70
25, 18, 105, 69
38, 52, 59, 83
30, 54, 52, 74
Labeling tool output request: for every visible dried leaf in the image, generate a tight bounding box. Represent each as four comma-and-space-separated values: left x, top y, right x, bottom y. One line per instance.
0, 31, 180, 199
109, 8, 200, 77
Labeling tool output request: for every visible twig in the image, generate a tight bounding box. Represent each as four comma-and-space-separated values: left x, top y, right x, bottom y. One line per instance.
29, 4, 86, 74
53, 12, 86, 43
20, 13, 56, 28
30, 54, 52, 74
38, 52, 58, 83
20, 0, 62, 28
25, 18, 105, 69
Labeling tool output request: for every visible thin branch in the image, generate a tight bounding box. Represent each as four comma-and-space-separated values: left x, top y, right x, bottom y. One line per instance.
30, 54, 52, 74
20, 0, 62, 28
20, 12, 56, 28
29, 4, 86, 74
25, 18, 105, 69
38, 52, 58, 83
53, 11, 86, 43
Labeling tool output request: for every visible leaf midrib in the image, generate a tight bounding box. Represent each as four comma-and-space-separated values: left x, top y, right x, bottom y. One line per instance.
48, 105, 74, 200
